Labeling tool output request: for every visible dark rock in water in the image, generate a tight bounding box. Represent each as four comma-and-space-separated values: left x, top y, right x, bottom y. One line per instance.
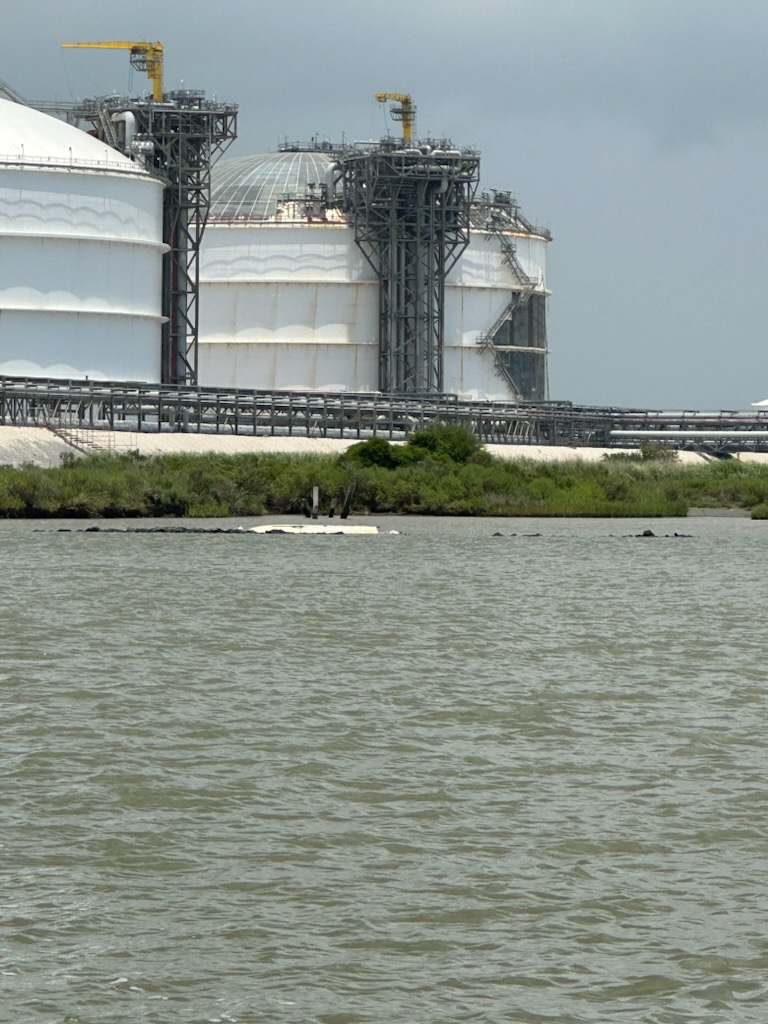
622, 529, 693, 539
74, 524, 257, 535
492, 531, 504, 536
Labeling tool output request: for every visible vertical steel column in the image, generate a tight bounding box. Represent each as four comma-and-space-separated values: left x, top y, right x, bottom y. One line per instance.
76, 93, 239, 387
340, 146, 479, 394
139, 98, 237, 386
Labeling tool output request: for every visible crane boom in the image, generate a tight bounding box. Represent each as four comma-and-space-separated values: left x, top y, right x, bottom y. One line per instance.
374, 92, 416, 144
62, 41, 164, 102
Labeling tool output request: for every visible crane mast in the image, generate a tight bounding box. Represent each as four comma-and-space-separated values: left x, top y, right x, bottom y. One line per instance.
374, 92, 416, 144
62, 41, 164, 102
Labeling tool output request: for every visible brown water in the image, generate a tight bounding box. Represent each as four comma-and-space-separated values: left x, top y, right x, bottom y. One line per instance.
2, 515, 768, 1024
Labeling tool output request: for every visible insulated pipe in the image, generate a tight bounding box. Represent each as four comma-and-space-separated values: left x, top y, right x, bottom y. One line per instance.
111, 111, 136, 153
611, 429, 768, 438
325, 163, 339, 205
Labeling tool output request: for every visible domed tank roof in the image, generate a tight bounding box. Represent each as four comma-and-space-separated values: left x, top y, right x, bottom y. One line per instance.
0, 97, 144, 174
211, 151, 335, 220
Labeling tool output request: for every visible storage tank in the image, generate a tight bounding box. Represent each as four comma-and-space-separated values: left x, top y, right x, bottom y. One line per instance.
199, 147, 550, 400
199, 150, 378, 392
0, 98, 166, 381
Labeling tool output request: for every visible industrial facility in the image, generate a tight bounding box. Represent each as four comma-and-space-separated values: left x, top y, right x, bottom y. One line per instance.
4, 45, 766, 454
1, 41, 237, 386
198, 135, 551, 401
0, 56, 550, 402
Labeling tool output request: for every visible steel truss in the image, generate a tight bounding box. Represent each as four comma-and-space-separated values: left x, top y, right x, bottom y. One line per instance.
4, 376, 768, 453
339, 143, 480, 394
102, 92, 237, 386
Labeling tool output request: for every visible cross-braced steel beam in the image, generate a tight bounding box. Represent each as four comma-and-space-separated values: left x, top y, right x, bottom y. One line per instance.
41, 91, 238, 387
340, 144, 479, 394
112, 94, 237, 386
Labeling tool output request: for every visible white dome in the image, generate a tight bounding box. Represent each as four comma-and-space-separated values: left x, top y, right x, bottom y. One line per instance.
211, 152, 335, 220
0, 98, 165, 382
0, 97, 144, 174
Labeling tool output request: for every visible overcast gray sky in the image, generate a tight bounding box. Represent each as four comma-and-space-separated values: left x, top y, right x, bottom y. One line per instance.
4, 0, 767, 409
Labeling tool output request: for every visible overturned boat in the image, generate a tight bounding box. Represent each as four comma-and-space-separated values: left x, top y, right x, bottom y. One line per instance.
248, 523, 379, 536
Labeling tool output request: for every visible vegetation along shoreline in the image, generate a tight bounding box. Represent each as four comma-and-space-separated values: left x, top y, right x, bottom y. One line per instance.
1, 426, 768, 520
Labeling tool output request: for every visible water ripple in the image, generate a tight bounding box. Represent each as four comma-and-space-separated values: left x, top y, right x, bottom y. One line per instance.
2, 516, 768, 1022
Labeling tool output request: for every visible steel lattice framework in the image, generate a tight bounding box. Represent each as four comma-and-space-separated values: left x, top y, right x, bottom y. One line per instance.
339, 143, 480, 393
34, 91, 238, 387
5, 375, 768, 454
100, 92, 237, 386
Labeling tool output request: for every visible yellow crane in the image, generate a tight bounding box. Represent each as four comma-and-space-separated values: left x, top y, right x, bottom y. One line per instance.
374, 92, 416, 144
62, 41, 164, 102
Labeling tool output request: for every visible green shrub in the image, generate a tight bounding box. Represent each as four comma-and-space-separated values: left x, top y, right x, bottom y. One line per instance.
405, 424, 482, 464
342, 437, 398, 469
639, 443, 679, 462
1, 445, 768, 519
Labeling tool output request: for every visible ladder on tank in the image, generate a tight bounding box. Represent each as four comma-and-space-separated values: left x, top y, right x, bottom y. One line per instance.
476, 213, 541, 399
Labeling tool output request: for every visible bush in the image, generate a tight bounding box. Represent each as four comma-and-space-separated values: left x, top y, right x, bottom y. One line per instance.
342, 437, 399, 469
1, 446, 768, 519
405, 424, 482, 464
604, 444, 678, 463
639, 443, 679, 462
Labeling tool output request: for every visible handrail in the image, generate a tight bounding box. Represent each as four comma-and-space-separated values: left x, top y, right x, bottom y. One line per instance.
0, 152, 147, 175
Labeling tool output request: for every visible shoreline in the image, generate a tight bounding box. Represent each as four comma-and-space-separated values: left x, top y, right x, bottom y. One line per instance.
2, 425, 768, 520
4, 423, 768, 469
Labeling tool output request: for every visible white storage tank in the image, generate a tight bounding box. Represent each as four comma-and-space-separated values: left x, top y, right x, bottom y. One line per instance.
199, 151, 378, 392
199, 148, 550, 400
0, 98, 166, 382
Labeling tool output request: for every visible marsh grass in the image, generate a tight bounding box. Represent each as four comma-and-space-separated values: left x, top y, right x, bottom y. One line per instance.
2, 432, 768, 518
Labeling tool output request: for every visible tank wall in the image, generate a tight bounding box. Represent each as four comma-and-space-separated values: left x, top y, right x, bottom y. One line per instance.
443, 346, 506, 401
444, 231, 548, 399
0, 167, 164, 242
0, 311, 161, 381
199, 341, 379, 392
0, 236, 163, 316
0, 166, 165, 382
201, 280, 377, 343
445, 282, 512, 347
198, 222, 548, 400
201, 224, 375, 283
199, 223, 379, 391
451, 232, 548, 288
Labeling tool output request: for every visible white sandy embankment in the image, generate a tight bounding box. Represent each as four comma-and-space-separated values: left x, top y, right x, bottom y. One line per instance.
3, 424, 768, 467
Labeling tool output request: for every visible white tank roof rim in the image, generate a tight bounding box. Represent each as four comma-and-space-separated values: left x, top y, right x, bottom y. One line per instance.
0, 97, 149, 176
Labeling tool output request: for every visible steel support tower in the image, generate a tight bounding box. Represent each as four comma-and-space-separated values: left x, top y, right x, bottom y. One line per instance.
339, 142, 480, 393
32, 90, 237, 386
99, 91, 237, 385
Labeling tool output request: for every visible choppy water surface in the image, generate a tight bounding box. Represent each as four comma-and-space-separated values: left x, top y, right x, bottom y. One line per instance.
2, 515, 768, 1024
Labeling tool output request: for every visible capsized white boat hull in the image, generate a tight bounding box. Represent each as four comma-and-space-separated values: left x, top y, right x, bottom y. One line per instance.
248, 523, 379, 535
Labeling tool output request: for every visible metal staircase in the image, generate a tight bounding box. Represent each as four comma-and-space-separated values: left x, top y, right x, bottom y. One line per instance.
48, 426, 116, 455
477, 235, 541, 398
